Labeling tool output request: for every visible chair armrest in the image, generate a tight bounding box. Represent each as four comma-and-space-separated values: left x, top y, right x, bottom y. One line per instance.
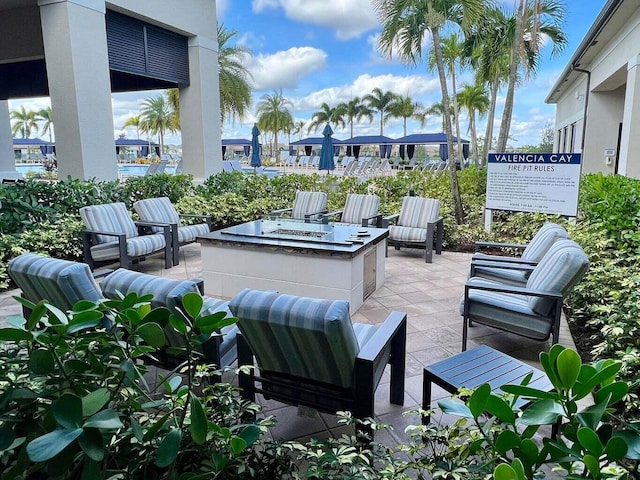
179, 214, 213, 230
474, 241, 527, 253
304, 209, 328, 221
465, 279, 562, 300
321, 210, 344, 222
362, 213, 383, 228
135, 220, 172, 229
382, 213, 399, 228
269, 208, 293, 218
470, 260, 536, 277
471, 253, 538, 265
83, 228, 126, 240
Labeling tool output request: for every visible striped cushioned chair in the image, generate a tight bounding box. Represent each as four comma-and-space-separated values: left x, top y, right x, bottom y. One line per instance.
8, 253, 105, 317
270, 191, 328, 221
100, 269, 237, 369
80, 202, 172, 270
229, 288, 406, 425
461, 239, 590, 350
384, 196, 443, 263
470, 223, 569, 286
322, 193, 382, 227
134, 197, 212, 266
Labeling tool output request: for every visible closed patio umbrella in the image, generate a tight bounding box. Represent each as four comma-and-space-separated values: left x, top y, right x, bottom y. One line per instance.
251, 124, 261, 168
318, 123, 335, 173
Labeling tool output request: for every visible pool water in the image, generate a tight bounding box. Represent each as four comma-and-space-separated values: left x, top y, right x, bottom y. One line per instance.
15, 163, 176, 177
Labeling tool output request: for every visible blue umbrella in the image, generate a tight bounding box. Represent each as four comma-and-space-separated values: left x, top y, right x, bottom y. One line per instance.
250, 124, 261, 168
318, 123, 335, 173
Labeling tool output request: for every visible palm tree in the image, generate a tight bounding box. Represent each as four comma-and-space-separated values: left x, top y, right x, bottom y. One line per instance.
36, 106, 54, 142
10, 105, 39, 138
388, 95, 422, 137
140, 94, 176, 155
256, 90, 294, 156
122, 115, 144, 139
292, 120, 306, 141
428, 32, 465, 166
374, 0, 486, 224
335, 97, 373, 138
458, 84, 490, 164
362, 88, 399, 136
497, 0, 567, 152
166, 89, 181, 129
218, 24, 253, 123
307, 103, 344, 133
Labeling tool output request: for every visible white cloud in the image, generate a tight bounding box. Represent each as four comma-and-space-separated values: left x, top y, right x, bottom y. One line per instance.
216, 0, 229, 18
366, 30, 434, 64
247, 47, 327, 90
252, 0, 378, 40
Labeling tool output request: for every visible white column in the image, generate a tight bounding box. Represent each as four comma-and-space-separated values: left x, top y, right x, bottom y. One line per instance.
38, 0, 117, 180
180, 35, 222, 181
0, 101, 15, 172
618, 54, 640, 177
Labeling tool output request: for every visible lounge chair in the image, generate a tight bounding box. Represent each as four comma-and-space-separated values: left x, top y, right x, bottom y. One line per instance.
384, 196, 443, 263
80, 202, 173, 270
270, 190, 328, 221
229, 288, 406, 434
133, 197, 212, 266
322, 193, 382, 227
461, 239, 589, 350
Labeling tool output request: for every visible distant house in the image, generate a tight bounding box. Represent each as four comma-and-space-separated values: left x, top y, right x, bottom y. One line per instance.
546, 0, 640, 178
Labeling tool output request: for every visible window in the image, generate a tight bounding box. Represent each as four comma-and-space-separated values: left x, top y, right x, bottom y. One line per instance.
569, 123, 576, 151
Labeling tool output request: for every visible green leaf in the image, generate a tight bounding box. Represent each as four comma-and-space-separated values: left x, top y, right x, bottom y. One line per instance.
83, 410, 123, 430
574, 363, 622, 400
520, 399, 564, 425
593, 381, 628, 406
25, 301, 48, 330
494, 463, 518, 480
613, 431, 640, 460
437, 399, 473, 418
518, 439, 539, 471
577, 427, 603, 456
82, 389, 110, 417
169, 315, 188, 334
556, 349, 581, 391
194, 312, 235, 334
182, 292, 204, 318
238, 425, 261, 447
0, 424, 16, 450
486, 394, 516, 423
576, 397, 609, 430
143, 307, 170, 327
495, 430, 521, 455
80, 459, 103, 480
230, 436, 247, 455
500, 384, 558, 401
583, 453, 600, 477
604, 436, 628, 462
0, 328, 32, 341
71, 300, 101, 313
27, 428, 83, 462
28, 349, 55, 374
156, 429, 182, 468
44, 303, 69, 326
468, 383, 491, 418
189, 395, 207, 445
540, 345, 564, 391
136, 322, 166, 347
53, 394, 83, 429
78, 429, 105, 462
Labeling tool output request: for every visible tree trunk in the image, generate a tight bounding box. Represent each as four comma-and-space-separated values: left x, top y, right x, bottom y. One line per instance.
497, 0, 526, 152
451, 67, 464, 169
433, 26, 464, 224
470, 112, 478, 165
481, 78, 499, 165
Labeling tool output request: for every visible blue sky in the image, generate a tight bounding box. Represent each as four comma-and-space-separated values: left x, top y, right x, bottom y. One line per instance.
10, 0, 606, 148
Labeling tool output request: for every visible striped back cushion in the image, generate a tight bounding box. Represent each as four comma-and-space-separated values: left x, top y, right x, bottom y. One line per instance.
398, 196, 440, 228
291, 191, 327, 219
134, 197, 181, 233
521, 223, 569, 262
8, 253, 104, 311
229, 288, 359, 388
341, 194, 380, 225
527, 239, 589, 315
80, 202, 138, 244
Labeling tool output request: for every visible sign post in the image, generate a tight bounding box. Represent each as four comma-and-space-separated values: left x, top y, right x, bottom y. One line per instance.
485, 153, 582, 220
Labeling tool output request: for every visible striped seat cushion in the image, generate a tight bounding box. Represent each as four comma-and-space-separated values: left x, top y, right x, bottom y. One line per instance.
291, 191, 327, 219
388, 225, 428, 243
341, 194, 380, 225
470, 263, 529, 286
526, 239, 589, 316
88, 233, 167, 262
134, 197, 181, 234
8, 253, 104, 311
80, 202, 138, 244
229, 288, 360, 388
202, 296, 238, 367
521, 223, 569, 262
177, 223, 211, 243
460, 278, 555, 340
398, 196, 440, 228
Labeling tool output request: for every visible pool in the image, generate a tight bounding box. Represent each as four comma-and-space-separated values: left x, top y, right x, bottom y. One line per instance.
15, 163, 177, 177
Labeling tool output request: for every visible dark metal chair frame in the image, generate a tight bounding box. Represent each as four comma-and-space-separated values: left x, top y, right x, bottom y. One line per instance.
383, 213, 444, 263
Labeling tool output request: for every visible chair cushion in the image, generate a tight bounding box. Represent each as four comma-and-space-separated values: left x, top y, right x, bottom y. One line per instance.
291, 191, 327, 220
398, 196, 440, 228
521, 223, 569, 262
229, 288, 359, 388
80, 202, 138, 244
461, 278, 554, 340
88, 233, 166, 261
388, 225, 427, 243
134, 197, 181, 234
202, 296, 237, 367
341, 194, 380, 225
177, 223, 211, 244
8, 253, 104, 311
471, 263, 529, 286
526, 239, 589, 316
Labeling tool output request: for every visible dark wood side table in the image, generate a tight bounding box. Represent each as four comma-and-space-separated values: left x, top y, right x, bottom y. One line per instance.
422, 345, 553, 424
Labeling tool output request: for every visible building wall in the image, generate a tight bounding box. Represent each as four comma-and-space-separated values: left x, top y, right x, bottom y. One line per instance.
583, 86, 625, 175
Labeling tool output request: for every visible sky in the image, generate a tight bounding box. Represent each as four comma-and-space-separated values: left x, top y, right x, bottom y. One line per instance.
9, 0, 607, 148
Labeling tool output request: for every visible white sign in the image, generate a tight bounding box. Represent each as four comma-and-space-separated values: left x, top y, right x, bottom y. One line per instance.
486, 153, 582, 216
